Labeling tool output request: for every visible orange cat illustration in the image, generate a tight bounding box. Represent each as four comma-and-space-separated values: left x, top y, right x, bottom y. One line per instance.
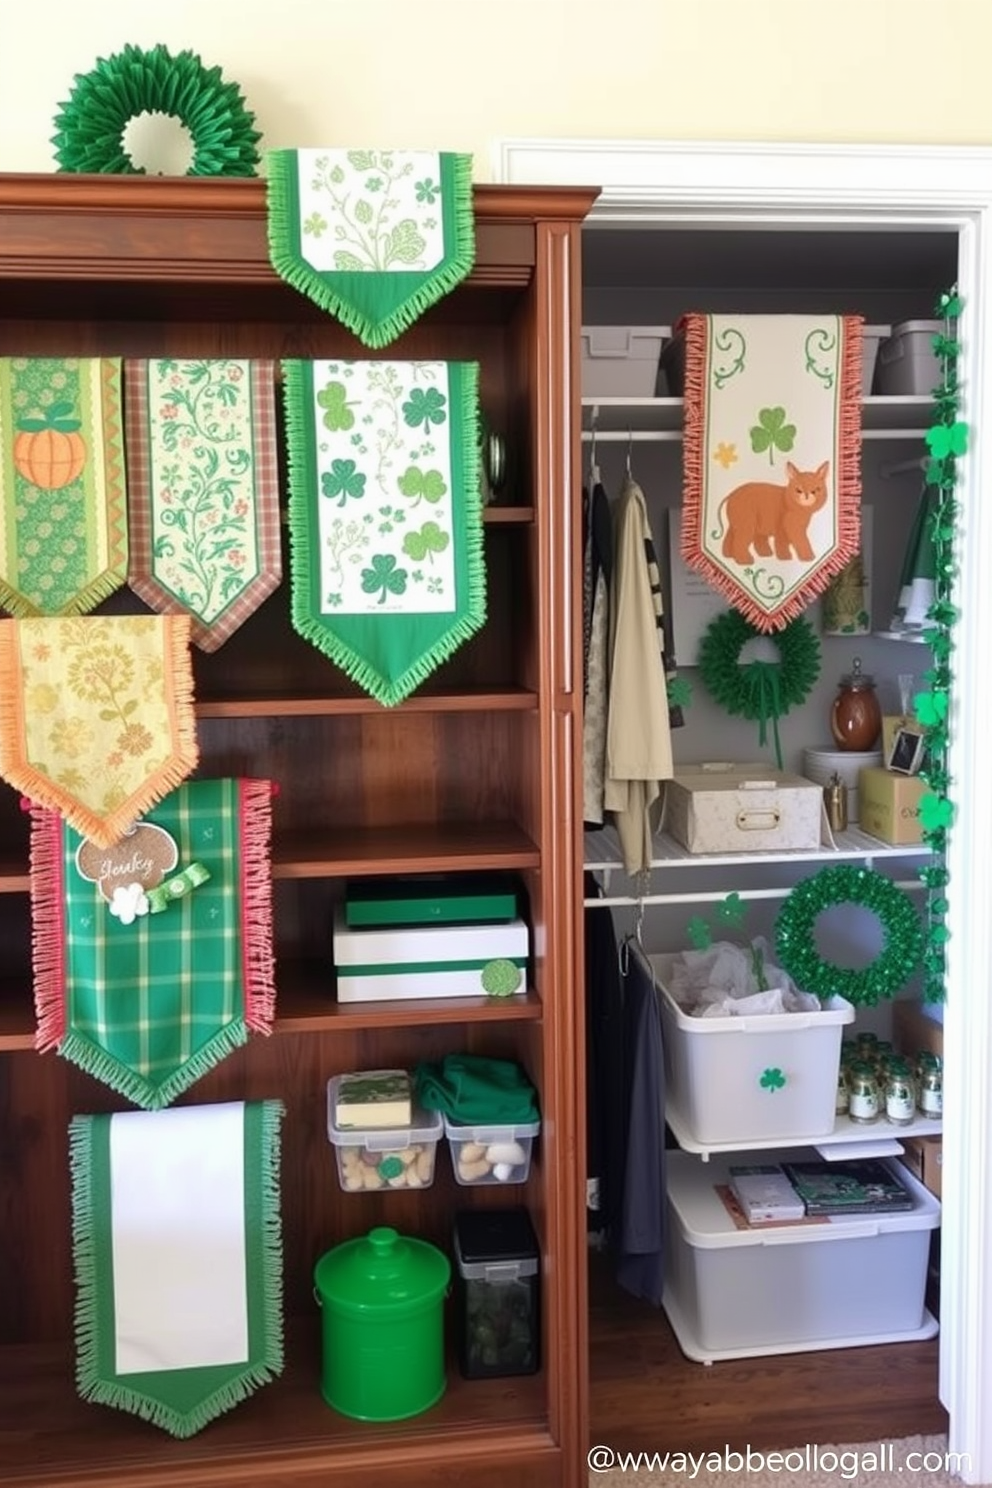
717, 460, 830, 565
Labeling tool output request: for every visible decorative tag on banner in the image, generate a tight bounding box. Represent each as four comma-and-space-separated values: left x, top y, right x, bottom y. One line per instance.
0, 356, 126, 616
266, 149, 475, 347
71, 1100, 284, 1437
283, 358, 485, 706
30, 777, 275, 1108
125, 358, 282, 651
678, 313, 863, 632
0, 613, 197, 847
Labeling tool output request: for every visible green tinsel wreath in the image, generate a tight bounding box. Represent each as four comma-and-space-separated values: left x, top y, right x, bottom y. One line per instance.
697, 609, 820, 767
775, 864, 924, 1007
52, 44, 261, 177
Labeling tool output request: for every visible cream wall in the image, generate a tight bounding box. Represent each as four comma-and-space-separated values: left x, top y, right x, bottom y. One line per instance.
2, 0, 992, 177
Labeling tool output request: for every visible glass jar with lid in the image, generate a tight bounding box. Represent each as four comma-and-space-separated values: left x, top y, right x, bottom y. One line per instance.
847, 1060, 880, 1124
830, 656, 882, 751
883, 1059, 916, 1126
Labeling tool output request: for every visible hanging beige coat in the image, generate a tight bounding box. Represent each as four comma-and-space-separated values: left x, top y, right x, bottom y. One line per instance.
603, 475, 674, 875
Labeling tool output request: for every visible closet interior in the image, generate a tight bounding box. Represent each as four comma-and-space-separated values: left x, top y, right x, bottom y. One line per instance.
580, 220, 955, 1451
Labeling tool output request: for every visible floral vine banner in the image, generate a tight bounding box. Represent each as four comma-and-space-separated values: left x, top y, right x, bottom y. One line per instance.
283, 359, 485, 706
266, 149, 475, 348
0, 356, 126, 616
125, 359, 282, 651
679, 313, 863, 632
0, 613, 198, 847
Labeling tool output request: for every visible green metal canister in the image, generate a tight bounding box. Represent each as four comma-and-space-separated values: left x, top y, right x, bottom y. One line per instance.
313, 1225, 450, 1421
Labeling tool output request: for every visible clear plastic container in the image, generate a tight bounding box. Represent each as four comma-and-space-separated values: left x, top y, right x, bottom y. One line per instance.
443, 1114, 541, 1186
453, 1207, 540, 1379
327, 1076, 443, 1192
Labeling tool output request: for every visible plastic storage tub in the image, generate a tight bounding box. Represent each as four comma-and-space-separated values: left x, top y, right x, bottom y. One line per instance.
663, 1150, 940, 1360
444, 1114, 540, 1186
651, 953, 855, 1146
327, 1076, 443, 1192
453, 1207, 540, 1378
875, 320, 942, 396
580, 325, 669, 398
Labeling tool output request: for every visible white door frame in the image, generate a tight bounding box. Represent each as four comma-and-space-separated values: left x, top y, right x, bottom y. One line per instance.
495, 136, 992, 1484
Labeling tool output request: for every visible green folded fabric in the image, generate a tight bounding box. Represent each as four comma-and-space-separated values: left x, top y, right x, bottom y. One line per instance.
415, 1054, 539, 1125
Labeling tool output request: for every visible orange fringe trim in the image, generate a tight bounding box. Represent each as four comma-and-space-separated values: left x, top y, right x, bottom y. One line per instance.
239, 778, 276, 1034
29, 805, 67, 1051
678, 313, 864, 633
0, 614, 199, 848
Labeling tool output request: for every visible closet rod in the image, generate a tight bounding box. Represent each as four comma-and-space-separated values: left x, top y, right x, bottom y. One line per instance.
581, 431, 932, 445
584, 880, 923, 909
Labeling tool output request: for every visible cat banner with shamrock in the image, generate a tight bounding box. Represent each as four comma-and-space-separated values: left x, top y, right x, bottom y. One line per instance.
125, 359, 282, 651
282, 359, 485, 706
266, 150, 475, 348
0, 356, 126, 616
679, 313, 863, 632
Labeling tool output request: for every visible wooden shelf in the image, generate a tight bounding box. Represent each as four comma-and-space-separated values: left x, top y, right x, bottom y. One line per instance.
0, 967, 544, 1051
196, 687, 538, 720
272, 823, 541, 879
581, 393, 934, 437
482, 505, 533, 524
0, 1330, 549, 1488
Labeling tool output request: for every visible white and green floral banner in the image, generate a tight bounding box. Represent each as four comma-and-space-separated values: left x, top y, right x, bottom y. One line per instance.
266, 150, 475, 348
125, 359, 282, 651
283, 359, 485, 705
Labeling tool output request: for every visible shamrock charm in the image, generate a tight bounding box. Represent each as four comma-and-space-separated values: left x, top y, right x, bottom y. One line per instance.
108, 881, 150, 926
759, 1066, 787, 1093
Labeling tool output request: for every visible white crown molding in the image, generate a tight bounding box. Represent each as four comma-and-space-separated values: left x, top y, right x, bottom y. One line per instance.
494, 135, 992, 1486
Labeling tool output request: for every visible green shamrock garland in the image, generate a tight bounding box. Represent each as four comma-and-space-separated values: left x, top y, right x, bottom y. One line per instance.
912, 289, 964, 1003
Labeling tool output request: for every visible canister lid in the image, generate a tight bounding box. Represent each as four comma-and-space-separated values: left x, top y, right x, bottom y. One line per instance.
838, 655, 875, 689
453, 1207, 539, 1268
314, 1226, 450, 1317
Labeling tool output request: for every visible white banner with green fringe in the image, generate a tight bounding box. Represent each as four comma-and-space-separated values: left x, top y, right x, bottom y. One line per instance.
283, 358, 485, 706
71, 1100, 284, 1438
266, 149, 475, 348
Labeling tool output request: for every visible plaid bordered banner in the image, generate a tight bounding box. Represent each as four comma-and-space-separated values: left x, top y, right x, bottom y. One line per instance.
30, 777, 276, 1109
125, 359, 282, 651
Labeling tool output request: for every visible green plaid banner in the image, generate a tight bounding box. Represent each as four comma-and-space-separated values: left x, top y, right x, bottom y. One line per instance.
31, 777, 274, 1109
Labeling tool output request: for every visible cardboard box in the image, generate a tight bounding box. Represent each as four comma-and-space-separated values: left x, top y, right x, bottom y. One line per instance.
663, 764, 823, 855
899, 1135, 943, 1200
332, 908, 529, 1002
894, 998, 944, 1063
858, 766, 926, 845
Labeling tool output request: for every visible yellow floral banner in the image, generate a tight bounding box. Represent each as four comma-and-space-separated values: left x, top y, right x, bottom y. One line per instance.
0, 614, 197, 846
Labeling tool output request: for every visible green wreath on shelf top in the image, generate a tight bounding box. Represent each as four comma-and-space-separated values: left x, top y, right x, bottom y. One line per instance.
52, 44, 261, 177
697, 608, 820, 768
774, 864, 924, 1007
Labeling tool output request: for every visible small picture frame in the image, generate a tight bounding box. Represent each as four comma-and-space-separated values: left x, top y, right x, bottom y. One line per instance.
887, 725, 927, 776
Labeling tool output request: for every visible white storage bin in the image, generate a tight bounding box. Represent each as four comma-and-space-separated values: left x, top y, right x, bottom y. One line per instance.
326, 1076, 443, 1192
652, 953, 854, 1146
444, 1114, 540, 1186
580, 325, 669, 398
664, 1150, 940, 1360
875, 320, 942, 396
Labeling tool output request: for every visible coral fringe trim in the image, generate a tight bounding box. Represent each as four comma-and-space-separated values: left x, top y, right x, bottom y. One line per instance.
678, 313, 864, 633
239, 778, 276, 1034
29, 804, 67, 1051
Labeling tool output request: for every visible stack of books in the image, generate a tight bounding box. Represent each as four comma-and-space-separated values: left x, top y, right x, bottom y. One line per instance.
729, 1157, 915, 1223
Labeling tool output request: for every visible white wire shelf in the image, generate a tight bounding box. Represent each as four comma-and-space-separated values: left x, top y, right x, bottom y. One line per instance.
584, 824, 930, 877
665, 1103, 943, 1160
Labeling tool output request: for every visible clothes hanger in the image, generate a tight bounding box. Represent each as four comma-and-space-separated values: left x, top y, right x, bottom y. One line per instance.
588, 407, 601, 487
617, 886, 646, 977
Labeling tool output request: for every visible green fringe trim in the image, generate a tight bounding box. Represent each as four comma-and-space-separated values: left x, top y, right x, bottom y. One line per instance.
57, 1017, 249, 1111
71, 1100, 285, 1439
284, 360, 486, 707
266, 150, 475, 348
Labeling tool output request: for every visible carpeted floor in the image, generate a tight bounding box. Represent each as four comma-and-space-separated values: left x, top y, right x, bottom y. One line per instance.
589, 1434, 979, 1486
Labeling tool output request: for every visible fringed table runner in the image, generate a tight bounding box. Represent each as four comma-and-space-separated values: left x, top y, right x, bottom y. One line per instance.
0, 613, 197, 848
30, 776, 275, 1108
266, 149, 475, 347
0, 356, 126, 615
71, 1100, 284, 1437
283, 358, 485, 705
679, 313, 863, 631
125, 359, 282, 651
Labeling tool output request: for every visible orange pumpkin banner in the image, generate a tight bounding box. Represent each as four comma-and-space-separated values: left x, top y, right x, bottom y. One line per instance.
0, 357, 127, 615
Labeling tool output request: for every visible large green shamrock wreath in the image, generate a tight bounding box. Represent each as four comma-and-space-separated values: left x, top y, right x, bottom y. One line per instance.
52, 44, 260, 177
774, 864, 924, 1007
697, 608, 820, 768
